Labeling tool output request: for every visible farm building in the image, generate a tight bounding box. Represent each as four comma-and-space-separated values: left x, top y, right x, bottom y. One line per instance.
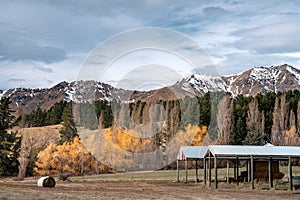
177, 144, 300, 190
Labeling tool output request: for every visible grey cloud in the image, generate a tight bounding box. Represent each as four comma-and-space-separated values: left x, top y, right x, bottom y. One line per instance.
233, 23, 300, 54
0, 32, 66, 63
165, 3, 235, 35
8, 78, 27, 82
202, 6, 229, 16
0, 0, 176, 54
33, 66, 53, 73
43, 79, 54, 84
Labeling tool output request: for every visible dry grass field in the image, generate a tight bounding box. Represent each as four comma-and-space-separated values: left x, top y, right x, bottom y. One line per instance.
1, 168, 300, 200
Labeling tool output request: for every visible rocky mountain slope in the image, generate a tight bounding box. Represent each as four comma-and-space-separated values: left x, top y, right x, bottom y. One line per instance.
223, 64, 300, 96
2, 64, 300, 116
180, 64, 300, 97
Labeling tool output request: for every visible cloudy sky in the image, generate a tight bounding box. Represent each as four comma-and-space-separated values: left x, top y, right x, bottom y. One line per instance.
1, 0, 300, 90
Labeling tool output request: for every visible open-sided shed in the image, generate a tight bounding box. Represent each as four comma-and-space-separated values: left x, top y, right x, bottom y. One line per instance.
177, 146, 208, 182
177, 145, 300, 190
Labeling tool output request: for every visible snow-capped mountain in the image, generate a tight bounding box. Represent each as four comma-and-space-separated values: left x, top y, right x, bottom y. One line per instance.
222, 64, 300, 96
2, 64, 300, 116
178, 64, 300, 97
179, 74, 227, 95
1, 81, 123, 116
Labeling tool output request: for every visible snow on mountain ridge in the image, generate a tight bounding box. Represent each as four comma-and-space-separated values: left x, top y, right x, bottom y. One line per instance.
249, 67, 273, 80
64, 80, 114, 103
286, 66, 300, 85
2, 64, 300, 117
183, 74, 227, 94
183, 64, 300, 96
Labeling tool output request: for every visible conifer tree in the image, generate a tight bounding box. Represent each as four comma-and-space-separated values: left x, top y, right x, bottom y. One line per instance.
0, 97, 21, 176
199, 93, 211, 126
47, 101, 66, 125
243, 123, 263, 145
242, 99, 265, 145
233, 95, 251, 144
59, 102, 78, 144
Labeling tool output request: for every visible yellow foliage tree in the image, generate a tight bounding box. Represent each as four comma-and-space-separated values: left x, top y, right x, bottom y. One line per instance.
283, 125, 299, 146
103, 125, 151, 153
176, 124, 208, 146
80, 127, 140, 172
35, 137, 99, 176
34, 142, 58, 175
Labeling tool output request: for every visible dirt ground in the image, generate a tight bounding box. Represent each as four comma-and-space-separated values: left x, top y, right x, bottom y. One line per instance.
1, 178, 300, 200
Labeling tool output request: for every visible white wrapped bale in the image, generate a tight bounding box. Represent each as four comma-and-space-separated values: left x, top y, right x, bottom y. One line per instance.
37, 176, 56, 187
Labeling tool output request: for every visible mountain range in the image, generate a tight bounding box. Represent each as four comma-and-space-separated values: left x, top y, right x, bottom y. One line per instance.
2, 64, 300, 116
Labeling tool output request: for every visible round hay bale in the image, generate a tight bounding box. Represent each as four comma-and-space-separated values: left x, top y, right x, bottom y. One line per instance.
37, 176, 56, 187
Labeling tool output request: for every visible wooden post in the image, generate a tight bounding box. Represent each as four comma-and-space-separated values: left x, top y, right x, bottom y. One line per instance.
209, 153, 211, 187
176, 160, 179, 182
247, 160, 250, 183
206, 158, 208, 182
251, 156, 254, 190
185, 159, 188, 183
226, 160, 230, 183
234, 159, 237, 181
215, 156, 218, 189
204, 158, 207, 185
195, 159, 199, 182
236, 157, 239, 186
268, 157, 273, 188
288, 156, 292, 191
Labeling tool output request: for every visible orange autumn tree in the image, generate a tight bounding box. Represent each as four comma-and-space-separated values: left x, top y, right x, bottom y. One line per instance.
35, 137, 97, 176
176, 124, 208, 146
283, 125, 299, 146
34, 142, 58, 175
80, 126, 147, 172
103, 125, 151, 153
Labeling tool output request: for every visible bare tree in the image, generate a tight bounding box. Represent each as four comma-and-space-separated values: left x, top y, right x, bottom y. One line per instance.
17, 128, 59, 179
271, 94, 291, 145
217, 95, 234, 144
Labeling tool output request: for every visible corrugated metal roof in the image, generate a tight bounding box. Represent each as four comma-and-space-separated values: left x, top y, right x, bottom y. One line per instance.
178, 146, 208, 160
208, 145, 300, 158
